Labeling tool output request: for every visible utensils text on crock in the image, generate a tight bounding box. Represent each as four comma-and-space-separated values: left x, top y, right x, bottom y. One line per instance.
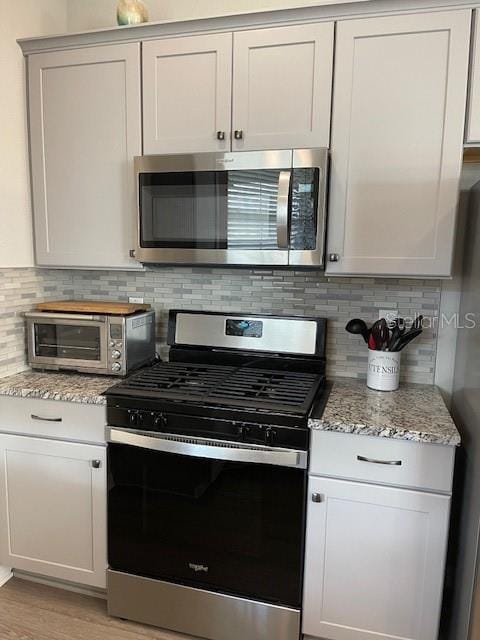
345, 318, 370, 344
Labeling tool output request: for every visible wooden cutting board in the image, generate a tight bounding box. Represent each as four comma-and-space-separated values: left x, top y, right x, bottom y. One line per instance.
35, 300, 151, 315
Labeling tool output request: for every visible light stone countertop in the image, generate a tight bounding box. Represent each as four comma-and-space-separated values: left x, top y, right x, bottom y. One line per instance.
0, 370, 118, 405
0, 372, 461, 445
310, 378, 461, 446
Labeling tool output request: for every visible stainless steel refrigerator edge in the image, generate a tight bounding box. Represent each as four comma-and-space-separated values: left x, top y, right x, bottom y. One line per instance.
449, 164, 480, 640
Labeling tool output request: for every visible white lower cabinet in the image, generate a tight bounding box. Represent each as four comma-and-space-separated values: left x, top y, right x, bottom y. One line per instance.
0, 434, 107, 588
303, 476, 451, 640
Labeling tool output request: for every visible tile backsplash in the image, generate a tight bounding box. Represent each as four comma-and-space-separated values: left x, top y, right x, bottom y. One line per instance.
0, 266, 442, 383
0, 268, 73, 377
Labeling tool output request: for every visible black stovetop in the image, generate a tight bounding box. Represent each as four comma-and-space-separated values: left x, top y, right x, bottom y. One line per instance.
107, 361, 323, 416
105, 349, 327, 450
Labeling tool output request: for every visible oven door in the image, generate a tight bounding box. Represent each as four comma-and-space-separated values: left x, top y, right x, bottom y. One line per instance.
107, 429, 307, 607
135, 149, 326, 267
26, 313, 108, 372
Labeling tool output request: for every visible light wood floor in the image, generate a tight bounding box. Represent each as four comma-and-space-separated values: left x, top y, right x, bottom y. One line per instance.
0, 577, 196, 640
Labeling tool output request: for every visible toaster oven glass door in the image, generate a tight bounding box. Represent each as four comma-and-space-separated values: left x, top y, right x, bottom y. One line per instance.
30, 318, 108, 371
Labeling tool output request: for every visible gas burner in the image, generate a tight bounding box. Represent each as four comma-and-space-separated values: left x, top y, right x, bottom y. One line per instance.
105, 310, 328, 450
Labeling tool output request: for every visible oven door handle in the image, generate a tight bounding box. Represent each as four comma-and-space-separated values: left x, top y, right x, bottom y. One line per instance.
106, 428, 307, 469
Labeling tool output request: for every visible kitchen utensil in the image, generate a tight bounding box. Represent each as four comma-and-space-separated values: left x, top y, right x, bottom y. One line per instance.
389, 318, 406, 351
412, 315, 424, 330
368, 334, 377, 350
345, 318, 370, 344
370, 319, 389, 350
396, 328, 423, 351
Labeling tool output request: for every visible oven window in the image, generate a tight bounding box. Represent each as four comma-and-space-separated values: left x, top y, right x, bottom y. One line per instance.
108, 443, 306, 607
34, 324, 101, 361
139, 169, 286, 250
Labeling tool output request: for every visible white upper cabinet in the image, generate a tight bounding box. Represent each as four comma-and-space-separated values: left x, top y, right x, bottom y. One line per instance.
232, 24, 334, 151
28, 43, 141, 269
303, 476, 451, 640
142, 24, 333, 155
326, 11, 471, 277
142, 34, 232, 154
466, 11, 480, 143
0, 435, 107, 588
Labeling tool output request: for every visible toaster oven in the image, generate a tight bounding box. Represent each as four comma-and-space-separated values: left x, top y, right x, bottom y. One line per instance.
26, 310, 156, 376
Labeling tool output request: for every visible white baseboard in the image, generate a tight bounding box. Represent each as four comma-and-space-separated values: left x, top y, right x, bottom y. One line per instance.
0, 567, 13, 587
12, 570, 106, 600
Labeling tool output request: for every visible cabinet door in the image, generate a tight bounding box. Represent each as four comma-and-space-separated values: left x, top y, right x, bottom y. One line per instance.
326, 11, 470, 277
466, 11, 480, 143
0, 435, 106, 588
143, 34, 232, 154
28, 44, 141, 269
232, 24, 333, 151
302, 477, 451, 640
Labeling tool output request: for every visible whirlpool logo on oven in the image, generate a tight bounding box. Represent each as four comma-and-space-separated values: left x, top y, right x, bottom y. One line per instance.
188, 562, 209, 573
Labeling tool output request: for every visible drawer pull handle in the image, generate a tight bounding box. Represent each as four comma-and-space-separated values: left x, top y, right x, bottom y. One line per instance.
91, 460, 102, 469
357, 455, 402, 466
31, 414, 63, 423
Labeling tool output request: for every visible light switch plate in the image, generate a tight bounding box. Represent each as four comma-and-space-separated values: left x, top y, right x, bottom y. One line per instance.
379, 309, 399, 325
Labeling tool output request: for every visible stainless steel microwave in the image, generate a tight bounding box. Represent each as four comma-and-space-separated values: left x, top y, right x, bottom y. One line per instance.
26, 311, 156, 376
134, 148, 328, 267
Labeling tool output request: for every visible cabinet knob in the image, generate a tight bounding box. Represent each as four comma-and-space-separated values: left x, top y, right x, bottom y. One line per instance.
328, 253, 340, 262
234, 129, 244, 140
91, 460, 102, 469
216, 131, 225, 141
311, 493, 323, 503
129, 249, 136, 258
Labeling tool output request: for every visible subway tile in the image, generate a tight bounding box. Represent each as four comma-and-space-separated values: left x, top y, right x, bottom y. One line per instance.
0, 266, 441, 384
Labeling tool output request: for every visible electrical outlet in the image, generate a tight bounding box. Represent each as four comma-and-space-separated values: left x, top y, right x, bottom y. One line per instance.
129, 296, 144, 304
379, 309, 398, 325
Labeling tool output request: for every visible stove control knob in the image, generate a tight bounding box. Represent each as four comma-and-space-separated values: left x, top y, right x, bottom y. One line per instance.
111, 362, 121, 372
111, 349, 121, 360
241, 424, 251, 440
265, 428, 277, 445
129, 411, 143, 427
153, 414, 167, 430
109, 340, 116, 348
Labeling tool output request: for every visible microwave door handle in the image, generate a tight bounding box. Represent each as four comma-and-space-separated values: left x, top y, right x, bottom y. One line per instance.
276, 170, 291, 249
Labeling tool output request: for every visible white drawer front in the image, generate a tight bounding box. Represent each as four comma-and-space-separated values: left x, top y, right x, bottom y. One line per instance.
0, 396, 106, 444
310, 431, 454, 493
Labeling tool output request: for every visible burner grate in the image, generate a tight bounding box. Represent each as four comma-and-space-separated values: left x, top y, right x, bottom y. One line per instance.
111, 362, 322, 415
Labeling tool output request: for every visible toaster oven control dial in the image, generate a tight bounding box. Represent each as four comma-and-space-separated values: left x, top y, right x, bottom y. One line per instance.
111, 350, 121, 359
111, 362, 121, 372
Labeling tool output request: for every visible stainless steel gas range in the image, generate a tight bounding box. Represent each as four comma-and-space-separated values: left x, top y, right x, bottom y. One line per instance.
104, 310, 328, 640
